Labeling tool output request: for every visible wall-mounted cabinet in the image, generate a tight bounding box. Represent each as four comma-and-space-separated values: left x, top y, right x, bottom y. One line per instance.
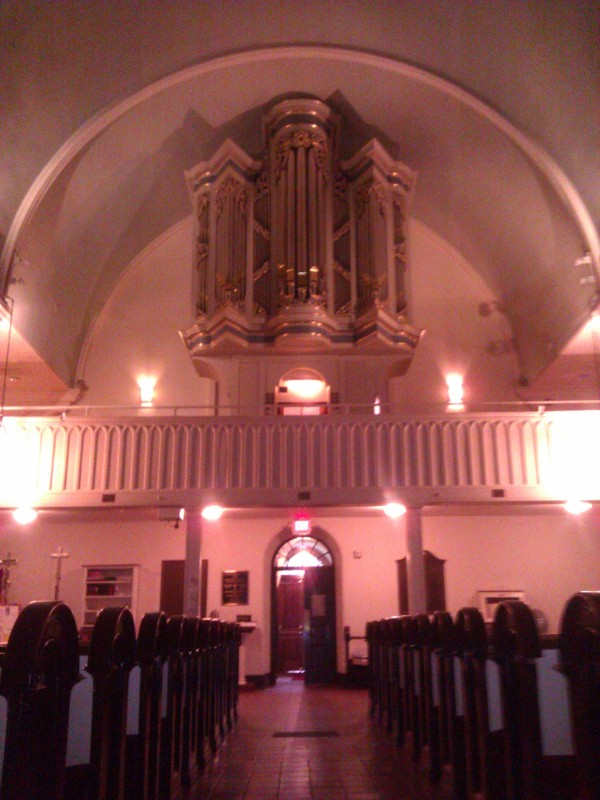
81, 564, 138, 642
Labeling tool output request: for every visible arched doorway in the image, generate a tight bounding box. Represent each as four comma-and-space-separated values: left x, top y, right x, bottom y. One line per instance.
274, 367, 331, 415
271, 534, 336, 684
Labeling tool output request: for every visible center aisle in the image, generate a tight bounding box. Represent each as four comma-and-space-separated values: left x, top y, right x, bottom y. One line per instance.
186, 677, 452, 800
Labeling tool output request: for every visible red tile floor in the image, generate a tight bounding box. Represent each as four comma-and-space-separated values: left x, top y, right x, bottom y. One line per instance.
186, 678, 452, 800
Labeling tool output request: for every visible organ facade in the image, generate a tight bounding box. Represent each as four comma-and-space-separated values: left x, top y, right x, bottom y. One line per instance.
181, 98, 420, 377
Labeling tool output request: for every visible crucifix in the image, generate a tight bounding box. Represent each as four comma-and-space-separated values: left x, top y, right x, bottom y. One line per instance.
50, 546, 70, 601
0, 552, 17, 604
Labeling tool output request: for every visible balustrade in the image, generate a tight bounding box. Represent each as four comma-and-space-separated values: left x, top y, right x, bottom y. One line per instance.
1, 409, 583, 508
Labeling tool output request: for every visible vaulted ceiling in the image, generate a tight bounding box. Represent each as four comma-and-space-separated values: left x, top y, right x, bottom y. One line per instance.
1, 1, 598, 397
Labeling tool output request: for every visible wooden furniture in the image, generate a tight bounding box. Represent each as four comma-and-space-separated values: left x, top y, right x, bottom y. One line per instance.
559, 591, 600, 800
368, 597, 586, 800
81, 564, 138, 643
0, 602, 79, 800
0, 603, 242, 800
397, 550, 446, 614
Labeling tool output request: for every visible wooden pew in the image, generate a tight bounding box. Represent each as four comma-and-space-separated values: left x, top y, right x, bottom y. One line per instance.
128, 612, 168, 800
0, 601, 79, 800
414, 613, 441, 782
431, 610, 467, 800
159, 616, 184, 800
455, 607, 504, 800
194, 619, 210, 772
559, 591, 600, 800
365, 620, 377, 716
0, 604, 241, 800
491, 600, 542, 800
87, 605, 137, 800
400, 615, 420, 761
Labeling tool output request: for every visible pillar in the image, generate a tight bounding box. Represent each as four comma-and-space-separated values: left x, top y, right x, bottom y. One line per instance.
406, 506, 426, 614
183, 511, 202, 616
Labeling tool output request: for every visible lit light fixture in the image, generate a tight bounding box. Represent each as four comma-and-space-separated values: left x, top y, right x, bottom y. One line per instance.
284, 379, 325, 399
563, 499, 592, 515
178, 508, 186, 521
12, 506, 38, 525
293, 517, 311, 535
201, 504, 224, 521
445, 373, 464, 409
383, 502, 407, 519
590, 311, 600, 332
373, 396, 381, 415
0, 317, 9, 333
137, 375, 156, 407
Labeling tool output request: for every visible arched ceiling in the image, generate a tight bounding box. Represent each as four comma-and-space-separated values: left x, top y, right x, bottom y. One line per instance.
1, 1, 598, 391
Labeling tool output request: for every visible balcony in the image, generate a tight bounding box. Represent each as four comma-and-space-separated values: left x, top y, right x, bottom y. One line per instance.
0, 403, 598, 510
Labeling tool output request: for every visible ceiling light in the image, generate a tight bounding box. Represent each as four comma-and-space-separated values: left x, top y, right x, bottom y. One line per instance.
564, 499, 592, 515
384, 502, 407, 519
201, 504, 224, 521
12, 506, 38, 525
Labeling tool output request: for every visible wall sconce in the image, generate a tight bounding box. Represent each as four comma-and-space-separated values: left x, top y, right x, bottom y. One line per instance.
373, 396, 381, 416
563, 499, 592, 515
201, 504, 224, 521
12, 506, 38, 525
384, 502, 407, 519
137, 375, 156, 407
445, 373, 464, 409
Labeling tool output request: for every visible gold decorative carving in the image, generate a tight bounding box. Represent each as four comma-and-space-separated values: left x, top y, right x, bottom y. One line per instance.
216, 176, 248, 217
273, 129, 329, 184
253, 260, 270, 281
354, 182, 386, 219
333, 220, 351, 241
333, 260, 350, 279
253, 219, 270, 240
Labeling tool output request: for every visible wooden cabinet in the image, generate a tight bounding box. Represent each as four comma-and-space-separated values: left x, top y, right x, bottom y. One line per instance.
81, 564, 138, 642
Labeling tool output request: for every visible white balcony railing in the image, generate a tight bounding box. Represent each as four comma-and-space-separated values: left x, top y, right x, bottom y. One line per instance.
0, 405, 598, 509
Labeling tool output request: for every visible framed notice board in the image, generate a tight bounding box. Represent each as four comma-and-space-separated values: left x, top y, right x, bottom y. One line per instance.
222, 570, 249, 605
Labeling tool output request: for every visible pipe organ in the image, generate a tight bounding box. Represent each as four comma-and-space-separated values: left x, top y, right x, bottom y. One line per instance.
182, 97, 421, 372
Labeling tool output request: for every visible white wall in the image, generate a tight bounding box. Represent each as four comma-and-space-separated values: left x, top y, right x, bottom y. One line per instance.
2, 506, 597, 672
79, 218, 214, 409
423, 509, 600, 633
0, 511, 185, 631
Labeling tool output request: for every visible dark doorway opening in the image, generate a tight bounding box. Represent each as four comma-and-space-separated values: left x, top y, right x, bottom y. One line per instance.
160, 559, 184, 617
271, 535, 336, 685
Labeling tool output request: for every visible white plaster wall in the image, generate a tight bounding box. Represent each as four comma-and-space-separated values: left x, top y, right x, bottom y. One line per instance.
394, 220, 518, 406
423, 510, 600, 633
1, 506, 599, 670
79, 216, 517, 408
0, 512, 185, 632
79, 218, 213, 409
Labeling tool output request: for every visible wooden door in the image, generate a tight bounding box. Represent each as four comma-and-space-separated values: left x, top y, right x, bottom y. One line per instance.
160, 560, 184, 617
276, 573, 304, 673
303, 566, 336, 684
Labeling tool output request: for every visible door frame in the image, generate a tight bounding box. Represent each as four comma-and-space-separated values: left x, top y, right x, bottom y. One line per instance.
269, 532, 336, 684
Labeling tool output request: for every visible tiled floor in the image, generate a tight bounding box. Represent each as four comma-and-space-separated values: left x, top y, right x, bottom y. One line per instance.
186, 678, 452, 800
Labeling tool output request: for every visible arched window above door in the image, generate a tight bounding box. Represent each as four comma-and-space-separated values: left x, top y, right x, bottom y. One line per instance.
274, 535, 333, 568
275, 367, 330, 415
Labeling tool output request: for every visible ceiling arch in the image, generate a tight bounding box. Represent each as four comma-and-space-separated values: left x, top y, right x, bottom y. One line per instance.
1, 39, 597, 388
